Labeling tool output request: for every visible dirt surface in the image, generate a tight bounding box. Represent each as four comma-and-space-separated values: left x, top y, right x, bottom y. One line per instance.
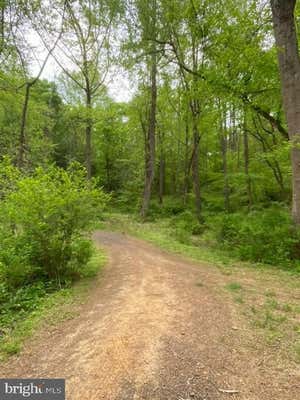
1, 231, 299, 399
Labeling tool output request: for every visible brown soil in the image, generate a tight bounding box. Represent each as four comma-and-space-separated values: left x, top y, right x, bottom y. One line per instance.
1, 231, 299, 399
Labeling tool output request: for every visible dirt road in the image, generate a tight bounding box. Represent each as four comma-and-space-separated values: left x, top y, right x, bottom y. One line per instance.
1, 232, 299, 399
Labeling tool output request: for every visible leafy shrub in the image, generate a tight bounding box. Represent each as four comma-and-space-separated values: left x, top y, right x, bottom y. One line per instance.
66, 238, 94, 279
169, 210, 205, 243
0, 161, 108, 288
0, 280, 52, 334
146, 197, 186, 221
216, 207, 300, 266
161, 197, 186, 216
112, 188, 141, 213
0, 156, 21, 200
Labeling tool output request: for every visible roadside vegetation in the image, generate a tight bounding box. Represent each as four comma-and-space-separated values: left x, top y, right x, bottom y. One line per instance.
0, 160, 108, 358
0, 250, 106, 360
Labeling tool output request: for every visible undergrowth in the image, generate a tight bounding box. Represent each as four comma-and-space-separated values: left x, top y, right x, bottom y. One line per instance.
0, 249, 106, 361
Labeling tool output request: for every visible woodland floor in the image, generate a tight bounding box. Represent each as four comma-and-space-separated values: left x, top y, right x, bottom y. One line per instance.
0, 231, 299, 400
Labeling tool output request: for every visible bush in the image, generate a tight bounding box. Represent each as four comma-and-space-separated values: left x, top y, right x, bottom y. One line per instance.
0, 161, 108, 288
215, 207, 300, 266
146, 197, 186, 221
168, 210, 205, 243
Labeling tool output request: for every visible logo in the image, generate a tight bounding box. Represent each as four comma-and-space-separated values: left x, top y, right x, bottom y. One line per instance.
0, 379, 65, 399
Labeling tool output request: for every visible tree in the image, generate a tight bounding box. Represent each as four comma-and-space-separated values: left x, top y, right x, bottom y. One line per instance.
158, 0, 219, 221
270, 0, 300, 225
130, 0, 159, 219
140, 37, 157, 218
1, 1, 64, 167
16, 35, 63, 167
44, 0, 120, 179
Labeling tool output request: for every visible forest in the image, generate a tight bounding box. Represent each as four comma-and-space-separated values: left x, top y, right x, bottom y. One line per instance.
0, 0, 300, 379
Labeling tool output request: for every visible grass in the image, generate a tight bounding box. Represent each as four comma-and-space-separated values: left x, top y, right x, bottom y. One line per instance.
240, 291, 300, 361
225, 282, 242, 292
0, 249, 106, 361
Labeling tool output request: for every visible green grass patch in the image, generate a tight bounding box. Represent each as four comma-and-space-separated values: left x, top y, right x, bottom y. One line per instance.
244, 294, 300, 361
254, 310, 287, 330
225, 282, 242, 292
0, 249, 106, 361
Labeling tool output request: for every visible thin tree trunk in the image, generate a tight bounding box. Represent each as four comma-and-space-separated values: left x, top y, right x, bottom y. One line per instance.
17, 83, 31, 168
271, 0, 300, 224
273, 160, 285, 194
190, 104, 201, 222
190, 34, 202, 222
141, 49, 157, 219
221, 131, 230, 213
158, 128, 165, 204
159, 156, 165, 204
243, 115, 252, 210
183, 115, 190, 205
219, 102, 230, 212
85, 89, 92, 180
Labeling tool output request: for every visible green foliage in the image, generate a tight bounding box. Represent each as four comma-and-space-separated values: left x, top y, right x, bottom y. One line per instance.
146, 198, 186, 220
168, 210, 205, 243
0, 282, 49, 329
0, 161, 108, 288
215, 207, 300, 266
0, 248, 106, 360
225, 282, 242, 292
0, 160, 108, 355
0, 75, 62, 167
0, 156, 21, 198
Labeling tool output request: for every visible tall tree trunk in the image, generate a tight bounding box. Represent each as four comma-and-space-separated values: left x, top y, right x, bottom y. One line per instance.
158, 128, 165, 204
220, 129, 230, 213
159, 156, 165, 204
271, 0, 300, 224
183, 115, 190, 205
85, 89, 92, 180
18, 83, 31, 168
190, 102, 201, 222
140, 41, 157, 219
190, 34, 202, 222
273, 160, 285, 194
243, 115, 252, 210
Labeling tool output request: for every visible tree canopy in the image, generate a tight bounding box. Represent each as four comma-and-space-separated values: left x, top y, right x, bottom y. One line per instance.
1, 0, 300, 269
